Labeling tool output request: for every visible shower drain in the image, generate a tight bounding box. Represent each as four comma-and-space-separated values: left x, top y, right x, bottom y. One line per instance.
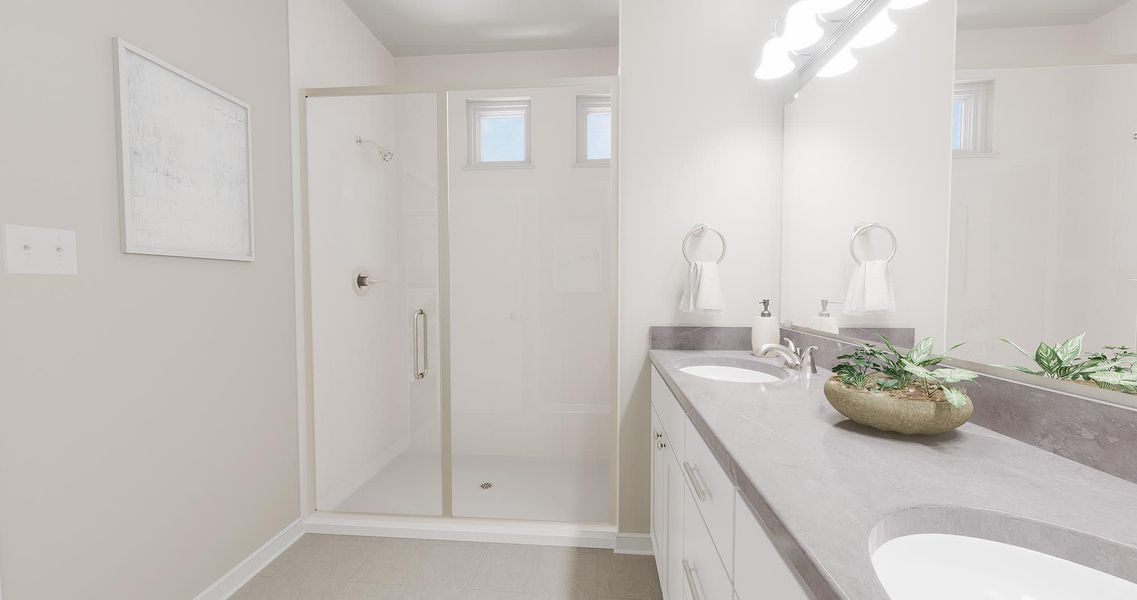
480, 482, 493, 490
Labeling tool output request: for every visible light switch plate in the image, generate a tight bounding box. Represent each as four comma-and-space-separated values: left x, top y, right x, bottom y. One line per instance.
4, 224, 79, 275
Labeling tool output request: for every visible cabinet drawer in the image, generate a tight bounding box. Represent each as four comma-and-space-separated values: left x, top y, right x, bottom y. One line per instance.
651, 366, 686, 458
683, 420, 735, 580
682, 484, 733, 600
734, 493, 812, 600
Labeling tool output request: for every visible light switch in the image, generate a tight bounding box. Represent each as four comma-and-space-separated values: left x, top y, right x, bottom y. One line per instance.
4, 224, 78, 275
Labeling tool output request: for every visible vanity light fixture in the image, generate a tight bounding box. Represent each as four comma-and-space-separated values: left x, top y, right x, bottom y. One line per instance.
755, 0, 929, 82
807, 0, 858, 15
755, 37, 797, 80
781, 1, 825, 51
849, 9, 897, 48
817, 44, 858, 78
889, 0, 930, 9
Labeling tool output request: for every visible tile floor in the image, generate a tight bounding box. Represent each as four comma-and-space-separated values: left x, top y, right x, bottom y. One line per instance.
233, 534, 663, 600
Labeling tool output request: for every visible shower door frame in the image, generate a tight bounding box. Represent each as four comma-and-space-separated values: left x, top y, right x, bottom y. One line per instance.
296, 76, 621, 543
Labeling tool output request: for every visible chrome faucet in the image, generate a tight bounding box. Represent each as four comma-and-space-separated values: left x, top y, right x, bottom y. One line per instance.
758, 338, 818, 374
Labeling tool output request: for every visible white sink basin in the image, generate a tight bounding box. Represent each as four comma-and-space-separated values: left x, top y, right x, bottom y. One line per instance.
873, 533, 1137, 600
678, 365, 782, 383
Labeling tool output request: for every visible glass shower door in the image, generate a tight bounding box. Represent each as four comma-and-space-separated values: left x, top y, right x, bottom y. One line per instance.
308, 91, 443, 516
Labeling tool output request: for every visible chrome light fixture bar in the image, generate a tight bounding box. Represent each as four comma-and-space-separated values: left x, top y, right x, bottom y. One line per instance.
754, 0, 933, 92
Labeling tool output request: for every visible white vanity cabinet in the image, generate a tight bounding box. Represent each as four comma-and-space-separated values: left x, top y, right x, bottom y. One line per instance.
650, 398, 689, 600
650, 365, 813, 600
733, 497, 812, 600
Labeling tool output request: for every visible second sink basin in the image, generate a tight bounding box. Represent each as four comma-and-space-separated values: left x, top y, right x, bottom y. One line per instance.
873, 533, 1137, 599
676, 357, 786, 383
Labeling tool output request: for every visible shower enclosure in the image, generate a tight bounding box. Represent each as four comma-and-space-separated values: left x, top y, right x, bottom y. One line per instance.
302, 79, 617, 527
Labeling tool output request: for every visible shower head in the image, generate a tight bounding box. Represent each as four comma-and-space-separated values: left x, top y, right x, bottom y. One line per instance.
355, 136, 394, 162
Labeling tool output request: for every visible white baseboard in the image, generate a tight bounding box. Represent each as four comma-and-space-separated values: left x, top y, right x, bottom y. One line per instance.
614, 532, 654, 556
305, 512, 617, 549
193, 518, 304, 600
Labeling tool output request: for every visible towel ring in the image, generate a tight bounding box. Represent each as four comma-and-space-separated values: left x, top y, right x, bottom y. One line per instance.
850, 223, 897, 265
682, 224, 727, 265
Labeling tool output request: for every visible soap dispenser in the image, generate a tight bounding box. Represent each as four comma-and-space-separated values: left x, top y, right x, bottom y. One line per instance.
751, 298, 780, 354
810, 299, 841, 334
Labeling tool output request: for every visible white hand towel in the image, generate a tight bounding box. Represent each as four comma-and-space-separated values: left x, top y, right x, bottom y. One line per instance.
843, 259, 895, 315
680, 261, 724, 313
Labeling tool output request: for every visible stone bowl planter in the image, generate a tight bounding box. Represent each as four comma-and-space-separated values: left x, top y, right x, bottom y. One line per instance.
823, 377, 973, 436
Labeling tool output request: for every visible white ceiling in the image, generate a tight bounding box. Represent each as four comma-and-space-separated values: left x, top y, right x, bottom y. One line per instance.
341, 0, 619, 57
957, 0, 1130, 29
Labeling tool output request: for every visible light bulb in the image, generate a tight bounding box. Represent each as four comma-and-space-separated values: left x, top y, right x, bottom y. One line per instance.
782, 1, 824, 51
849, 9, 897, 48
755, 37, 796, 80
817, 44, 858, 78
808, 0, 857, 15
890, 0, 930, 9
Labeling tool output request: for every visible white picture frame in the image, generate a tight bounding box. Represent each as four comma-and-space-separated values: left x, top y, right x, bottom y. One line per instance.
113, 38, 255, 262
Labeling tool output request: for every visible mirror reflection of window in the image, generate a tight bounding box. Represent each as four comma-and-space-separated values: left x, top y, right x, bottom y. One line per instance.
951, 80, 992, 155
576, 95, 613, 164
951, 98, 965, 150
946, 0, 1137, 383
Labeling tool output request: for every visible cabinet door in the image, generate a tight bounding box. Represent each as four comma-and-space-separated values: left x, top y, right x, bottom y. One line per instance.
681, 483, 734, 600
665, 448, 687, 600
734, 493, 812, 600
650, 408, 668, 593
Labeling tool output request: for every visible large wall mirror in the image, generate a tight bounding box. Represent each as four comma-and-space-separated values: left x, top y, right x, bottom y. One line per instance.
781, 0, 1137, 403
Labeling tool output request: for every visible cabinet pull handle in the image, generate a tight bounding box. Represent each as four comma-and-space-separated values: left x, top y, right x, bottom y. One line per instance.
413, 309, 427, 379
683, 461, 711, 502
682, 559, 703, 600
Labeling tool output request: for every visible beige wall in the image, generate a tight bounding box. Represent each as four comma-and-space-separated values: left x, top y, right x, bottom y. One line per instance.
0, 1, 297, 599
618, 0, 791, 533
394, 47, 618, 84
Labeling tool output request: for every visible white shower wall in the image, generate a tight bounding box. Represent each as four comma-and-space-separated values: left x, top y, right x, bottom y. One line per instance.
308, 95, 408, 510
308, 93, 444, 514
448, 86, 615, 521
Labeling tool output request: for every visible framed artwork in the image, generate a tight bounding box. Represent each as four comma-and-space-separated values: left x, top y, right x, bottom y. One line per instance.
113, 38, 254, 261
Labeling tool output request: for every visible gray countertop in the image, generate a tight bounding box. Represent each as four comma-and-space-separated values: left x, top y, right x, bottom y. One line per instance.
649, 350, 1137, 600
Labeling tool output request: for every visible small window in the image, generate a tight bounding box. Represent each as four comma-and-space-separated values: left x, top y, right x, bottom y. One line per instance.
467, 99, 531, 168
952, 80, 994, 156
576, 95, 612, 165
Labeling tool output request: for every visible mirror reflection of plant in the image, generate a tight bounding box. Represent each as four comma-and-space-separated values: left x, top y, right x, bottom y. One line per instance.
1001, 334, 1137, 395
833, 337, 978, 408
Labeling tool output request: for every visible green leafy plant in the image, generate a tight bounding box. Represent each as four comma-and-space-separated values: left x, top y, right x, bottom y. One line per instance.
1001, 335, 1137, 395
834, 337, 978, 408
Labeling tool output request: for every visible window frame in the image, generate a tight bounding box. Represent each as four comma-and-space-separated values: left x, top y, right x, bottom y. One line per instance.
953, 80, 995, 158
575, 95, 613, 166
466, 99, 532, 169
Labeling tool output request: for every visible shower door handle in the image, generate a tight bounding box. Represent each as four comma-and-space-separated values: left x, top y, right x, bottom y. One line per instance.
413, 309, 427, 379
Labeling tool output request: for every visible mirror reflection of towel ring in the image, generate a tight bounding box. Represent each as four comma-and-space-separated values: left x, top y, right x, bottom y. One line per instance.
850, 223, 897, 265
682, 224, 727, 265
